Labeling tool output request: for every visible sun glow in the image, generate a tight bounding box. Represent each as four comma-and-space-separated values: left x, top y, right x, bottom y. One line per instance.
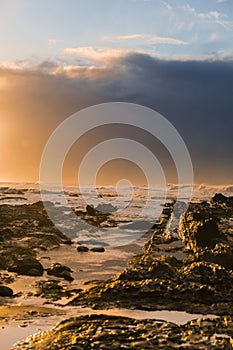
0, 77, 7, 89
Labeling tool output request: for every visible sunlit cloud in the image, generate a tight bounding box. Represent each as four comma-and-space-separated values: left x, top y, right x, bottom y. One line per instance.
48, 39, 63, 45
1, 47, 233, 79
102, 34, 187, 45
63, 46, 143, 65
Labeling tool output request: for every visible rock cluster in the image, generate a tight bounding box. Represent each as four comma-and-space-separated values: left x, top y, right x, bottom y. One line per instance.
0, 201, 72, 277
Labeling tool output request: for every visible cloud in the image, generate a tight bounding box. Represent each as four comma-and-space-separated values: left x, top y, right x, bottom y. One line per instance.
1, 51, 233, 183
48, 39, 63, 45
163, 1, 172, 10
102, 34, 187, 45
197, 11, 231, 30
63, 46, 141, 65
184, 4, 233, 31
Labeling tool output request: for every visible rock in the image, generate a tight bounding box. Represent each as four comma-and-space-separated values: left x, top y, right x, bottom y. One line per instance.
8, 256, 44, 276
0, 285, 13, 297
11, 314, 233, 350
86, 205, 100, 216
90, 247, 105, 253
47, 263, 74, 281
95, 203, 117, 213
33, 279, 82, 301
211, 193, 229, 204
198, 243, 233, 269
75, 205, 114, 228
77, 246, 89, 252
179, 206, 220, 250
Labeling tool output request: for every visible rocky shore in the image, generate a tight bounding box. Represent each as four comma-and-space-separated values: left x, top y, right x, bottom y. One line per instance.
68, 194, 233, 317
1, 193, 233, 348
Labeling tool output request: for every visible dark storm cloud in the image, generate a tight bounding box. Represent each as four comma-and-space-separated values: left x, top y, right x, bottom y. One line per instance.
87, 54, 233, 183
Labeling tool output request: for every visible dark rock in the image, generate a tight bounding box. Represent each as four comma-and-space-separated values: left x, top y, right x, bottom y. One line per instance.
75, 204, 115, 228
198, 243, 233, 269
77, 246, 89, 252
8, 256, 44, 276
90, 247, 105, 253
179, 207, 220, 250
86, 205, 100, 216
0, 285, 13, 297
47, 263, 74, 281
211, 193, 229, 204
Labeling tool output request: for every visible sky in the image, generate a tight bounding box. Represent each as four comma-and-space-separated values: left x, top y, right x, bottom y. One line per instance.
0, 0, 233, 185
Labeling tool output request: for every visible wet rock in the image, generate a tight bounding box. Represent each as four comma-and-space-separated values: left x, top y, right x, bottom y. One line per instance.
96, 203, 117, 213
0, 201, 73, 276
10, 314, 182, 350
211, 193, 229, 204
179, 206, 220, 250
86, 204, 101, 216
33, 279, 82, 301
0, 272, 15, 284
198, 243, 233, 269
0, 285, 13, 297
0, 228, 13, 241
11, 314, 233, 350
74, 204, 118, 228
90, 247, 105, 253
8, 256, 44, 276
77, 245, 89, 252
47, 263, 74, 281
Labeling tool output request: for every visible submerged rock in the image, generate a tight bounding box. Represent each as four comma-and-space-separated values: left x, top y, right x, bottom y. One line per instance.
74, 204, 118, 228
33, 279, 81, 301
